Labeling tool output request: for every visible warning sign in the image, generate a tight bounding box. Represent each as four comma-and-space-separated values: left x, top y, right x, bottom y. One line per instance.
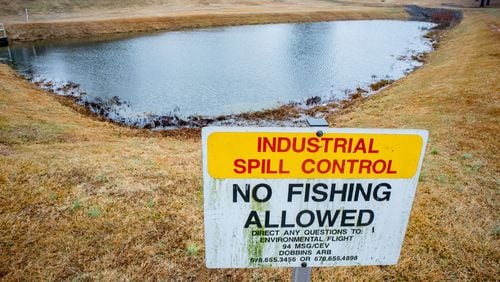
203, 127, 428, 268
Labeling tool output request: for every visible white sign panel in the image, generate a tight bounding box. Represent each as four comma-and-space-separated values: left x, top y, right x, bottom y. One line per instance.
202, 127, 428, 268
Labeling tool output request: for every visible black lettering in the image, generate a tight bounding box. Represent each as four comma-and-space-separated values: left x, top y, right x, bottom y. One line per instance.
233, 183, 250, 202
357, 209, 374, 226
316, 210, 341, 227
374, 183, 391, 201
252, 183, 272, 202
330, 183, 348, 201
244, 211, 262, 228
281, 210, 295, 228
341, 210, 356, 227
264, 211, 279, 228
311, 183, 328, 202
296, 210, 315, 227
288, 183, 303, 202
354, 183, 372, 201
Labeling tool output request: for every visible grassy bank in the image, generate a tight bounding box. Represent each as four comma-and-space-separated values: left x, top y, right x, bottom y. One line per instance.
0, 10, 499, 282
4, 7, 406, 42
1, 0, 489, 42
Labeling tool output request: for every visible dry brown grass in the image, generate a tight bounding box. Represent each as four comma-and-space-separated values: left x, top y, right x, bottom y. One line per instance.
370, 79, 395, 91
324, 11, 500, 281
1, 0, 492, 42
0, 7, 499, 282
0, 0, 490, 19
3, 6, 407, 42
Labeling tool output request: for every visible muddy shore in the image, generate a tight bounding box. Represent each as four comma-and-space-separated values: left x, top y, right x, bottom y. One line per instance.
23, 75, 398, 129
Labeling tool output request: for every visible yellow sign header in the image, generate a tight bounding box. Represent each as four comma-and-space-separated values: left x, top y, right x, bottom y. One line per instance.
205, 129, 427, 179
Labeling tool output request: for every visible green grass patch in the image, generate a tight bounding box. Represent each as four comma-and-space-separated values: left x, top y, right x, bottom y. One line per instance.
186, 243, 200, 256
437, 174, 447, 184
146, 199, 156, 209
87, 205, 101, 218
461, 153, 473, 160
71, 198, 83, 210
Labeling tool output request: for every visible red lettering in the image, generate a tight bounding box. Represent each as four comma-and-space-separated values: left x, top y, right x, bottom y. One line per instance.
347, 138, 354, 153
372, 160, 386, 174
353, 139, 366, 153
387, 160, 397, 174
266, 159, 277, 174
291, 138, 305, 153
248, 159, 260, 173
301, 159, 315, 174
279, 159, 290, 174
233, 159, 246, 174
321, 137, 334, 152
346, 159, 359, 173
262, 137, 276, 152
332, 159, 345, 173
368, 139, 379, 153
317, 159, 331, 173
307, 138, 320, 153
334, 138, 347, 153
358, 159, 372, 174
277, 137, 291, 152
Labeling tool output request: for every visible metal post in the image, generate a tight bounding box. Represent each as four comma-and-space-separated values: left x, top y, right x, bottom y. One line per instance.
292, 266, 312, 282
291, 117, 329, 282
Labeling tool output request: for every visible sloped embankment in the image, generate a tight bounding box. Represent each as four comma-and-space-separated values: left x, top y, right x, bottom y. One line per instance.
0, 9, 498, 282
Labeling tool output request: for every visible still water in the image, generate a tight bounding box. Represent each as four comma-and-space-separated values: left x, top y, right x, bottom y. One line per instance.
1, 20, 435, 122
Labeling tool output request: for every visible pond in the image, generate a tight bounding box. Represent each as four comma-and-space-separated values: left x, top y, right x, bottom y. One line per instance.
1, 20, 435, 127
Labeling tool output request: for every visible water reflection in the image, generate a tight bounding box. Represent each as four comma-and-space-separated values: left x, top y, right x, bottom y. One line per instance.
0, 20, 434, 119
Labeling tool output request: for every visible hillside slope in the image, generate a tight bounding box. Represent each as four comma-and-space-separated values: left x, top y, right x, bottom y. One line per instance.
0, 9, 498, 281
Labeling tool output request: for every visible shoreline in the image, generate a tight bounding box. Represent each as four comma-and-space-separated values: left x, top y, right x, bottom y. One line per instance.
19, 72, 401, 130
1, 4, 463, 43
5, 7, 407, 42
